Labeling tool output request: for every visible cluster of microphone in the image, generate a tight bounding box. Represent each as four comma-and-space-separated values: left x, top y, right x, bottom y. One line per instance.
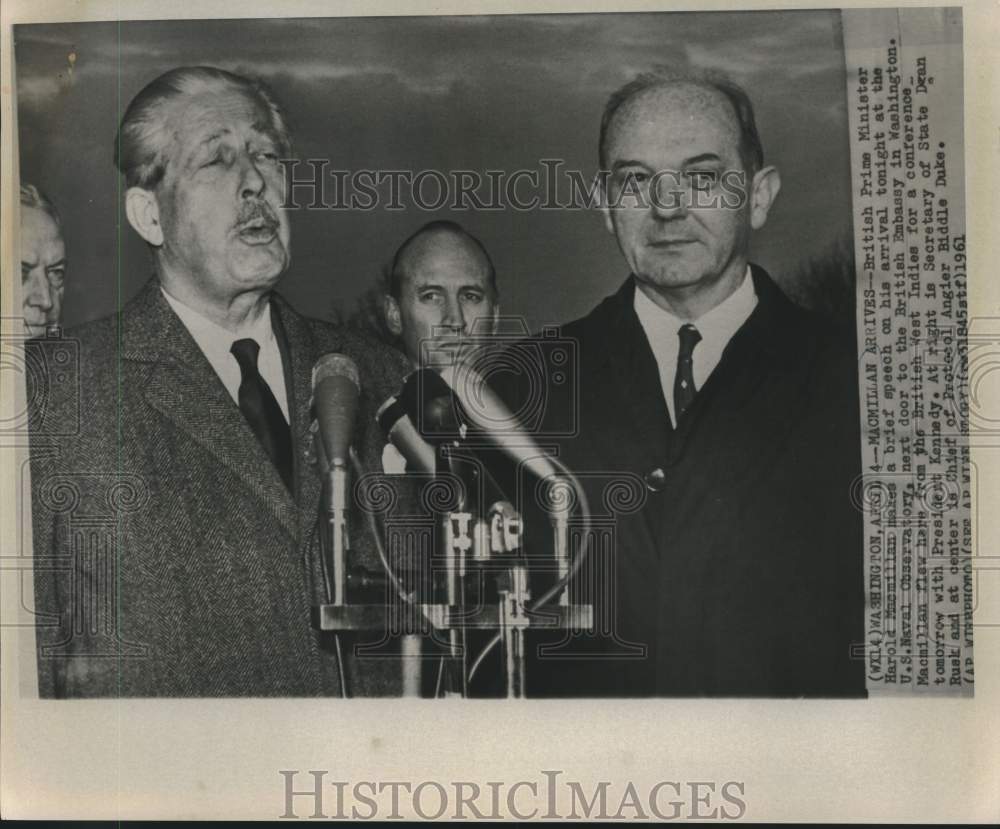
309, 351, 556, 485
306, 352, 586, 698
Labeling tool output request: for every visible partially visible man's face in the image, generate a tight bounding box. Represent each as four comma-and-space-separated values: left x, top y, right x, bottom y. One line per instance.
602, 83, 759, 300
20, 206, 66, 338
387, 231, 498, 367
154, 89, 290, 304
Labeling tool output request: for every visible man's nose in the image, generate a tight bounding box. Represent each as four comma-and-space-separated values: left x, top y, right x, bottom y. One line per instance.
650, 179, 688, 220
239, 153, 267, 198
24, 271, 53, 310
441, 296, 467, 332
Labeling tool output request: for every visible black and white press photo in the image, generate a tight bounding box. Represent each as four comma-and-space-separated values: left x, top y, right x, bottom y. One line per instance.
0, 1, 991, 822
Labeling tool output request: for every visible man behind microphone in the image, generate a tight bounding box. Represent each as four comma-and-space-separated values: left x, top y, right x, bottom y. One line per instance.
28, 66, 409, 697
378, 219, 499, 473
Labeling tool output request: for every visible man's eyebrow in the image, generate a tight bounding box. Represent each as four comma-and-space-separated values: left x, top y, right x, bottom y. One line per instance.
610, 153, 726, 172
682, 153, 724, 167
193, 129, 228, 152
611, 159, 650, 172
250, 121, 279, 143
46, 258, 67, 270
204, 130, 224, 142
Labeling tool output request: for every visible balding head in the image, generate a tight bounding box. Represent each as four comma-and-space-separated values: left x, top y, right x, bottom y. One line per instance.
598, 70, 781, 320
385, 221, 499, 366
389, 220, 497, 301
600, 71, 764, 176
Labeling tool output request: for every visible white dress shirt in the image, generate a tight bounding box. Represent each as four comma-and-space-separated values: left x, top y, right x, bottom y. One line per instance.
633, 266, 757, 427
161, 288, 290, 423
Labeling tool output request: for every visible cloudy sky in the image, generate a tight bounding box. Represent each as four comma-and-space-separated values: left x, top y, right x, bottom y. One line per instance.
15, 11, 853, 330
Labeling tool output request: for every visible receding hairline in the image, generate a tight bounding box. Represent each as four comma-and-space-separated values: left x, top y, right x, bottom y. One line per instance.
19, 183, 61, 226
115, 66, 291, 190
605, 81, 742, 158
158, 91, 282, 168
599, 71, 764, 175
390, 222, 497, 298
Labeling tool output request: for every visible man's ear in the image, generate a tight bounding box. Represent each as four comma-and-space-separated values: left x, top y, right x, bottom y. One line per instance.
125, 187, 164, 247
748, 165, 781, 231
384, 294, 402, 337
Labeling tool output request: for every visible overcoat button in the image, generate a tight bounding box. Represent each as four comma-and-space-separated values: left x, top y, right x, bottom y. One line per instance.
643, 467, 666, 492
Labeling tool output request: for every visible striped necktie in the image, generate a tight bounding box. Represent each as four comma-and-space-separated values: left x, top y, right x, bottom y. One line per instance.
673, 323, 702, 425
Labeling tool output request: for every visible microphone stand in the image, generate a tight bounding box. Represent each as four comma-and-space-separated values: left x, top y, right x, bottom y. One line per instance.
311, 420, 348, 608
309, 377, 595, 699
438, 442, 477, 698
326, 458, 350, 608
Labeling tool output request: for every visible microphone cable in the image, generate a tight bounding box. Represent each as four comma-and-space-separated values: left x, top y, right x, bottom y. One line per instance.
466, 454, 592, 686
307, 510, 349, 699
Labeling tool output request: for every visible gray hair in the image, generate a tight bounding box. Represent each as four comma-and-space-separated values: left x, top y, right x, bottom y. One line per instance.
19, 183, 61, 226
114, 65, 291, 189
599, 69, 764, 175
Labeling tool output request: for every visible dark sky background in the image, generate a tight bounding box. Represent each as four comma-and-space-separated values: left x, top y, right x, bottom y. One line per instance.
14, 11, 853, 331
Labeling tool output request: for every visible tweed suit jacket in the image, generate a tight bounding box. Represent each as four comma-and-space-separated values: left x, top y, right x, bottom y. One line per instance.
29, 277, 412, 697
519, 265, 867, 697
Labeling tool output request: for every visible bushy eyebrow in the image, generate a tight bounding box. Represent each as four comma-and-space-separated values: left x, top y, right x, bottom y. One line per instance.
250, 121, 280, 145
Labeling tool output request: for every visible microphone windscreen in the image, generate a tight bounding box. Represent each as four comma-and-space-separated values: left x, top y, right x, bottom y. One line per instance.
397, 368, 464, 441
311, 353, 361, 465
439, 362, 557, 481
312, 352, 361, 391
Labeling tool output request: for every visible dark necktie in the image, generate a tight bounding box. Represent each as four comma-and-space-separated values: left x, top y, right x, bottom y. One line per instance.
673, 323, 702, 426
230, 338, 294, 491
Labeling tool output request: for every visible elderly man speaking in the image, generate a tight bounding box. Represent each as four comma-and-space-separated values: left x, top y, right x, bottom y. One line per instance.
29, 66, 407, 697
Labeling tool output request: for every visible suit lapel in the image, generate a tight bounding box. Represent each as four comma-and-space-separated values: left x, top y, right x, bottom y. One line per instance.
572, 278, 668, 573
271, 295, 325, 550
123, 280, 300, 539
577, 277, 673, 472
653, 266, 816, 538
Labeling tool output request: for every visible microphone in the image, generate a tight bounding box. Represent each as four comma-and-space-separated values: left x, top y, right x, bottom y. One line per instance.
396, 367, 465, 444
438, 362, 557, 482
311, 353, 361, 469
310, 353, 361, 606
376, 396, 437, 475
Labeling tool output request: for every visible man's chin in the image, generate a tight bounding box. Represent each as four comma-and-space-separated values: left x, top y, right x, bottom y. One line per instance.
635, 265, 706, 292
231, 248, 290, 287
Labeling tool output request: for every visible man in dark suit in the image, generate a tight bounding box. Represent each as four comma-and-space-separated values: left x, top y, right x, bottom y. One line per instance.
378, 220, 499, 469
28, 66, 410, 697
518, 70, 866, 696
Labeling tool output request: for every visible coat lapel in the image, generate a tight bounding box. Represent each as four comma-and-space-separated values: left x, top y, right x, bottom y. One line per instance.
652, 265, 817, 539
270, 295, 325, 550
573, 277, 673, 475
569, 278, 669, 575
122, 280, 300, 539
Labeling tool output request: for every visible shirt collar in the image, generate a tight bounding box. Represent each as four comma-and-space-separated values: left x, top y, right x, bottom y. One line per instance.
633, 265, 757, 345
161, 287, 275, 351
